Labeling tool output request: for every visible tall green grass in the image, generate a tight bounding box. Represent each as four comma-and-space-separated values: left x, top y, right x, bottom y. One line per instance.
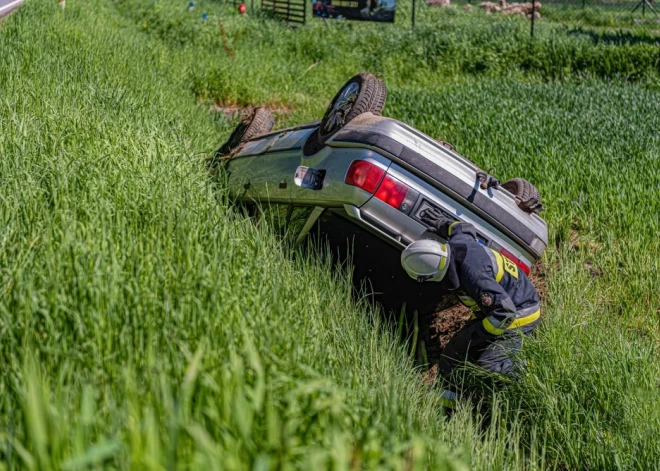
114, 0, 660, 105
0, 0, 532, 469
1, 0, 660, 469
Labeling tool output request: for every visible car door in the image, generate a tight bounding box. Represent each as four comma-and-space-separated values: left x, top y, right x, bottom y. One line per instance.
235, 128, 316, 204
242, 151, 297, 204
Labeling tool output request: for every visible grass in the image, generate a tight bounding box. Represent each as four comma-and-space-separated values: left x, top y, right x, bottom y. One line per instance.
1, 0, 659, 469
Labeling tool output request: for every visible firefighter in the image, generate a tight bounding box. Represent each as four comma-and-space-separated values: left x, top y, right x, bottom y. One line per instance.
401, 208, 541, 406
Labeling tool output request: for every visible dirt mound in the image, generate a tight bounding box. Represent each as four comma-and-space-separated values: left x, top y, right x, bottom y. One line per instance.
479, 0, 541, 17
427, 0, 451, 7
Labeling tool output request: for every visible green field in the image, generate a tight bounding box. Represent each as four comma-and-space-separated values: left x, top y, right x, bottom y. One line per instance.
1, 0, 659, 469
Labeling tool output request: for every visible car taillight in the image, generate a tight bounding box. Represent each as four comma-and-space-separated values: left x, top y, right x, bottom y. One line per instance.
375, 175, 409, 209
500, 248, 531, 276
345, 160, 385, 194
346, 160, 419, 213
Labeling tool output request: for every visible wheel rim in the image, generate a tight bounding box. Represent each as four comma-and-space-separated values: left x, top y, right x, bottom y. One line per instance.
322, 82, 360, 136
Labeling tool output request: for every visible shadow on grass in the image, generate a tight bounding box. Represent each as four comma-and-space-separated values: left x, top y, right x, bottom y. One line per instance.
567, 26, 660, 45
309, 211, 462, 367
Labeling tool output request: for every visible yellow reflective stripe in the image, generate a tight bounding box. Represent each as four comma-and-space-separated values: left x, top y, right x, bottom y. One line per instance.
458, 295, 480, 312
441, 397, 456, 409
439, 244, 447, 270
482, 317, 507, 335
448, 221, 460, 236
440, 389, 458, 409
508, 309, 541, 329
482, 309, 541, 336
490, 250, 505, 283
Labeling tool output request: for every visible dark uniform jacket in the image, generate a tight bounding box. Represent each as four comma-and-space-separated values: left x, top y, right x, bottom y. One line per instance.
437, 222, 540, 335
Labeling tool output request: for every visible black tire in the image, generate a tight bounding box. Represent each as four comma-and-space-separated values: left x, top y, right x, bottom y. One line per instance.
217, 107, 275, 157
501, 178, 544, 214
318, 72, 387, 145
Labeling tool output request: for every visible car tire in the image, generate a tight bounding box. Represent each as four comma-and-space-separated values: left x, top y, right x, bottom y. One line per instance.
317, 72, 387, 145
217, 107, 275, 157
501, 178, 544, 214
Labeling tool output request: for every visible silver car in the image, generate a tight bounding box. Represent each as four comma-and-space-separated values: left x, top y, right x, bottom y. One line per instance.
215, 73, 547, 277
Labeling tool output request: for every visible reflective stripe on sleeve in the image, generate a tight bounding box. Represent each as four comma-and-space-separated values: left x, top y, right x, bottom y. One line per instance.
491, 250, 505, 283
458, 295, 481, 312
508, 309, 541, 329
482, 309, 541, 335
482, 315, 510, 335
448, 221, 460, 236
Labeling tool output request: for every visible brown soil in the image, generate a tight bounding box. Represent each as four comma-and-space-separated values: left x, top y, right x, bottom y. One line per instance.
431, 301, 473, 349
529, 260, 548, 304
427, 0, 452, 7
479, 0, 541, 17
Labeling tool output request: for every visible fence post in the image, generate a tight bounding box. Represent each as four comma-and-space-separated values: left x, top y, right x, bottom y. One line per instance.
412, 0, 416, 28
530, 0, 535, 37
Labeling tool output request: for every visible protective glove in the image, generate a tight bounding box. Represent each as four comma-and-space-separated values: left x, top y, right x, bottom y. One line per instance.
419, 207, 453, 239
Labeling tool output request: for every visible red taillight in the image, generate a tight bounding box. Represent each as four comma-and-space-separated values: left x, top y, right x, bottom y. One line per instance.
500, 248, 531, 276
345, 160, 385, 194
346, 160, 415, 211
375, 175, 409, 209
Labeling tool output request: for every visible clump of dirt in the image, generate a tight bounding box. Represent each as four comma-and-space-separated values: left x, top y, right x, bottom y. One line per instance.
427, 0, 451, 7
431, 301, 473, 350
420, 300, 472, 386
421, 364, 439, 388
568, 228, 602, 254
529, 260, 548, 303
566, 223, 605, 280
479, 0, 541, 18
210, 104, 292, 120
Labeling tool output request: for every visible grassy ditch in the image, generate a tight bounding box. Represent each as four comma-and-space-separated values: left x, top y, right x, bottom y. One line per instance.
1, 0, 660, 469
115, 0, 660, 106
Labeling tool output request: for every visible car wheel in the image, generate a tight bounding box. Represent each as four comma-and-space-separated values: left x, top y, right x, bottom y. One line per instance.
501, 178, 544, 214
317, 72, 387, 145
217, 107, 275, 157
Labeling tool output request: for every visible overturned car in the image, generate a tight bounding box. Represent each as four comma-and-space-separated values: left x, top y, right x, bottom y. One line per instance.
213, 72, 547, 316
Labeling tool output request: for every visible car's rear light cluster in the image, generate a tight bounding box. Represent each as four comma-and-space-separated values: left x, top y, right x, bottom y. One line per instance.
500, 248, 531, 276
375, 175, 408, 209
345, 160, 385, 194
347, 161, 533, 275
346, 160, 418, 213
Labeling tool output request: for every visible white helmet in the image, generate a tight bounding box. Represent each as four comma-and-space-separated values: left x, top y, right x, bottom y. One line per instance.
401, 239, 450, 282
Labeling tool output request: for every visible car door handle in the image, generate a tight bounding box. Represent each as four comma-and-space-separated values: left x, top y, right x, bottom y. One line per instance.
279, 178, 287, 189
